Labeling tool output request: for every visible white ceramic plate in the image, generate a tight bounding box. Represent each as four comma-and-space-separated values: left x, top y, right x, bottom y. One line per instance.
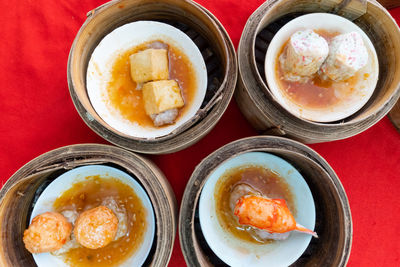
30, 165, 155, 267
265, 13, 379, 122
199, 152, 316, 267
87, 21, 207, 138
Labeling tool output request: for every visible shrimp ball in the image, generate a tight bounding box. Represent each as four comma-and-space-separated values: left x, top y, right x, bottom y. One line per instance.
23, 212, 72, 253
74, 206, 119, 249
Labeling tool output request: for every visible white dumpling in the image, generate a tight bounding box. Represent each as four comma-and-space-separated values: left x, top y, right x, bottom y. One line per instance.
150, 108, 179, 127
320, 31, 368, 81
280, 30, 329, 82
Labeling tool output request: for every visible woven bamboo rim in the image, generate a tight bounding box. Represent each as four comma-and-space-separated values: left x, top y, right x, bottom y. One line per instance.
0, 144, 177, 267
68, 0, 237, 154
179, 136, 352, 266
235, 0, 400, 143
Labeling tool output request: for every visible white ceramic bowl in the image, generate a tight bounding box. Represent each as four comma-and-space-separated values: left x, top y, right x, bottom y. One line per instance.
199, 152, 316, 267
265, 13, 379, 122
87, 21, 207, 138
30, 165, 155, 267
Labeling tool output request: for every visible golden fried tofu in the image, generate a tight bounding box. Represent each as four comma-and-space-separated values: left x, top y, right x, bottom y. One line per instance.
74, 206, 118, 249
129, 48, 169, 83
23, 212, 72, 254
142, 80, 184, 115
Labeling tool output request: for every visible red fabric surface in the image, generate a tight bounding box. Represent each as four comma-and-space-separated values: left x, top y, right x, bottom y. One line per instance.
0, 0, 399, 266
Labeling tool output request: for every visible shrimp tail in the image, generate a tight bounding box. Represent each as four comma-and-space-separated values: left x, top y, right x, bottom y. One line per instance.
295, 223, 318, 238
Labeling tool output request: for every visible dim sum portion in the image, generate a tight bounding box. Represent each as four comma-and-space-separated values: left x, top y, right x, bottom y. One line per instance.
74, 206, 119, 249
142, 80, 185, 126
127, 46, 187, 127
320, 31, 368, 81
279, 30, 368, 84
228, 184, 291, 241
234, 195, 318, 239
129, 48, 169, 84
265, 13, 379, 122
227, 182, 317, 242
87, 21, 207, 138
270, 29, 377, 121
25, 169, 154, 267
23, 212, 72, 254
280, 30, 329, 82
213, 164, 312, 244
150, 108, 179, 127
200, 152, 317, 266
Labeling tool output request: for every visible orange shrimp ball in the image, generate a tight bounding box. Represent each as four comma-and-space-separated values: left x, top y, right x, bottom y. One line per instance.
23, 212, 72, 253
74, 206, 118, 249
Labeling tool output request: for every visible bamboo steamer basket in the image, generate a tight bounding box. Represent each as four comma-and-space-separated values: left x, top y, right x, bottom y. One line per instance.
378, 0, 400, 9
0, 144, 177, 267
179, 136, 352, 266
235, 0, 400, 143
385, 0, 400, 134
388, 100, 400, 132
68, 0, 237, 154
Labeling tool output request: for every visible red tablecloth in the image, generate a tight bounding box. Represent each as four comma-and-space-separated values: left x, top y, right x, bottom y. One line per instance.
1, 0, 399, 266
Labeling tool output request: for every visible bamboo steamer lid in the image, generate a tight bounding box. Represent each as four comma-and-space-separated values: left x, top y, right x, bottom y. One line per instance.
179, 136, 352, 266
235, 0, 400, 143
0, 144, 177, 267
68, 0, 237, 154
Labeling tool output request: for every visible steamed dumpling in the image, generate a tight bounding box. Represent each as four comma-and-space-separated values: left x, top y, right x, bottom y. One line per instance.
280, 30, 329, 81
320, 31, 368, 81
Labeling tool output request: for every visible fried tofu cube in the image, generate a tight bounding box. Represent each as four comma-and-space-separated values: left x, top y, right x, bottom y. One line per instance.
129, 49, 169, 83
142, 80, 184, 115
